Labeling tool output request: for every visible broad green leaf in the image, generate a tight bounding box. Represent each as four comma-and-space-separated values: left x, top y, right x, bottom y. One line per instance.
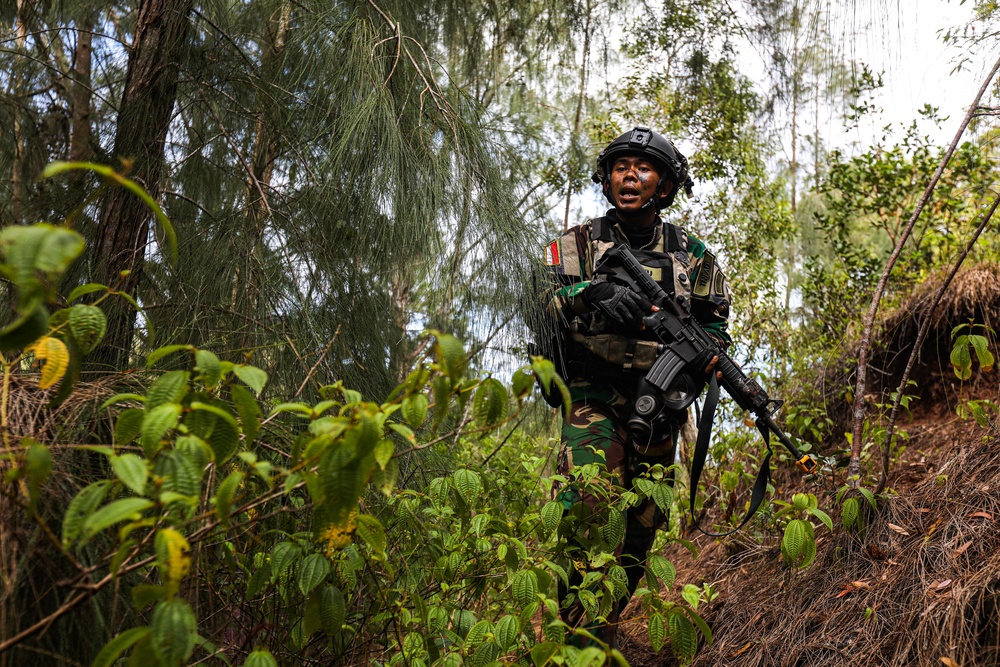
230, 384, 261, 443
151, 597, 197, 666
82, 498, 154, 540
112, 454, 149, 495
374, 439, 394, 470
270, 542, 303, 584
511, 368, 534, 398
401, 394, 429, 428
155, 529, 191, 588
473, 377, 508, 427
540, 501, 563, 537
453, 469, 482, 505
951, 339, 973, 380
648, 554, 676, 589
781, 519, 808, 566
146, 371, 190, 409
355, 514, 386, 559
858, 487, 877, 511
651, 482, 674, 514
600, 507, 625, 547
511, 569, 538, 609
243, 649, 278, 667
68, 304, 107, 354
215, 471, 243, 527
681, 583, 700, 609
842, 497, 859, 530
195, 349, 222, 386
648, 612, 666, 652
62, 480, 112, 547
146, 345, 195, 369
494, 615, 519, 651
530, 642, 559, 667
371, 457, 399, 496
433, 332, 467, 382
668, 611, 698, 662
234, 365, 268, 395
140, 403, 182, 456
132, 584, 169, 610
91, 627, 151, 667
298, 553, 331, 595
67, 282, 109, 304
807, 507, 834, 531
317, 585, 345, 635
970, 334, 995, 371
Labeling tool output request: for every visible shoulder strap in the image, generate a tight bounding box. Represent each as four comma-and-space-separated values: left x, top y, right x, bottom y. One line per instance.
689, 374, 773, 537
663, 222, 688, 252
589, 216, 615, 242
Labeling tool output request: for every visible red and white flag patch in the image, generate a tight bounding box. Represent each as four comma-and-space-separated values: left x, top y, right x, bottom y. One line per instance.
544, 240, 561, 266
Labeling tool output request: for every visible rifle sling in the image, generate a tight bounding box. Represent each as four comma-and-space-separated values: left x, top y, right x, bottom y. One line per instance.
688, 373, 774, 537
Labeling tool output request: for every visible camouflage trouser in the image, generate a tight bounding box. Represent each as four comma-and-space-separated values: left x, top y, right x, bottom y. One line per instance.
556, 380, 679, 645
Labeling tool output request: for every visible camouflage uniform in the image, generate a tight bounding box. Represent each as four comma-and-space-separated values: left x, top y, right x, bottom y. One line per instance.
543, 209, 731, 640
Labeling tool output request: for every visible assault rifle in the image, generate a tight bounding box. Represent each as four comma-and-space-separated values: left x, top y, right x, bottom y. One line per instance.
597, 246, 817, 534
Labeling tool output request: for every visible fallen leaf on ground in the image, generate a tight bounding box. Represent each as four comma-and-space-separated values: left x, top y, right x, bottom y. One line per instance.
888, 523, 911, 536
953, 541, 973, 557
968, 511, 992, 520
940, 657, 960, 667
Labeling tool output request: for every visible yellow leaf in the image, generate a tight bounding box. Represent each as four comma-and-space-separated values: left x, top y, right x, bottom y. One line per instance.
156, 528, 191, 589
33, 337, 69, 389
940, 657, 960, 667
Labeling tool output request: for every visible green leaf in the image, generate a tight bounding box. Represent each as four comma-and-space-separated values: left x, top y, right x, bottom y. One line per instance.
195, 349, 222, 386
668, 611, 697, 662
433, 332, 467, 382
473, 378, 508, 427
355, 514, 386, 559
681, 583, 700, 610
270, 542, 303, 584
600, 507, 626, 547
651, 482, 673, 514
215, 471, 243, 528
842, 497, 859, 530
683, 606, 713, 647
807, 507, 834, 531
648, 612, 666, 652
951, 339, 973, 380
512, 368, 534, 398
374, 439, 394, 470
62, 480, 112, 547
230, 385, 261, 444
234, 365, 268, 395
140, 403, 182, 456
146, 371, 190, 409
67, 304, 107, 354
190, 402, 240, 462
551, 375, 572, 421
540, 501, 563, 537
857, 487, 877, 511
91, 627, 151, 667
464, 620, 494, 649
401, 394, 429, 428
970, 334, 994, 372
83, 498, 154, 540
511, 569, 538, 609
243, 649, 278, 667
113, 408, 145, 447
781, 519, 809, 566
67, 282, 109, 304
1, 224, 84, 277
298, 553, 332, 596
793, 493, 809, 511
112, 454, 149, 495
132, 584, 169, 611
146, 345, 195, 369
317, 585, 345, 635
151, 597, 197, 666
453, 469, 482, 505
372, 457, 399, 496
530, 642, 559, 667
648, 554, 676, 589
494, 615, 520, 651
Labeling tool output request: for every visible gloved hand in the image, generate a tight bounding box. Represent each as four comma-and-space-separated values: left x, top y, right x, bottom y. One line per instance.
583, 281, 653, 326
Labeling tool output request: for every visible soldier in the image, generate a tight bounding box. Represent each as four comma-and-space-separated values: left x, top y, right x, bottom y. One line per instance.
542, 126, 732, 647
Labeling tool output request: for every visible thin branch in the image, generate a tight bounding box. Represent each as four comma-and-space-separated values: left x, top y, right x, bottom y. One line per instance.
875, 191, 1000, 494
293, 329, 340, 399
847, 55, 1000, 485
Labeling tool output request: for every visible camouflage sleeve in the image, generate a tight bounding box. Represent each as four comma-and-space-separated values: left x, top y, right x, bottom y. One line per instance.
686, 236, 732, 347
543, 225, 593, 323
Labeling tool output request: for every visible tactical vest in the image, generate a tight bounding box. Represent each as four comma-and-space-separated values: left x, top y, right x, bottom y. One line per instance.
564, 217, 693, 376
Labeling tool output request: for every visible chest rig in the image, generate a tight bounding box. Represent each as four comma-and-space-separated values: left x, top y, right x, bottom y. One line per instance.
566, 217, 693, 374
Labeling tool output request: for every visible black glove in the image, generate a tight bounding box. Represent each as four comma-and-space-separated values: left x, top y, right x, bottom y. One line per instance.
583, 281, 652, 326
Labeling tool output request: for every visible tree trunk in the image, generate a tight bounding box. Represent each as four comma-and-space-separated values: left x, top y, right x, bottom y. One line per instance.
91, 0, 194, 371
70, 16, 94, 164
10, 0, 30, 228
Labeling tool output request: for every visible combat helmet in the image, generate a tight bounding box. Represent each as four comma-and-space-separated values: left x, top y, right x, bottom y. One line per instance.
591, 126, 694, 210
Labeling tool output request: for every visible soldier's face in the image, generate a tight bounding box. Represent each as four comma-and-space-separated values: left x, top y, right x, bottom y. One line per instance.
607, 156, 671, 215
